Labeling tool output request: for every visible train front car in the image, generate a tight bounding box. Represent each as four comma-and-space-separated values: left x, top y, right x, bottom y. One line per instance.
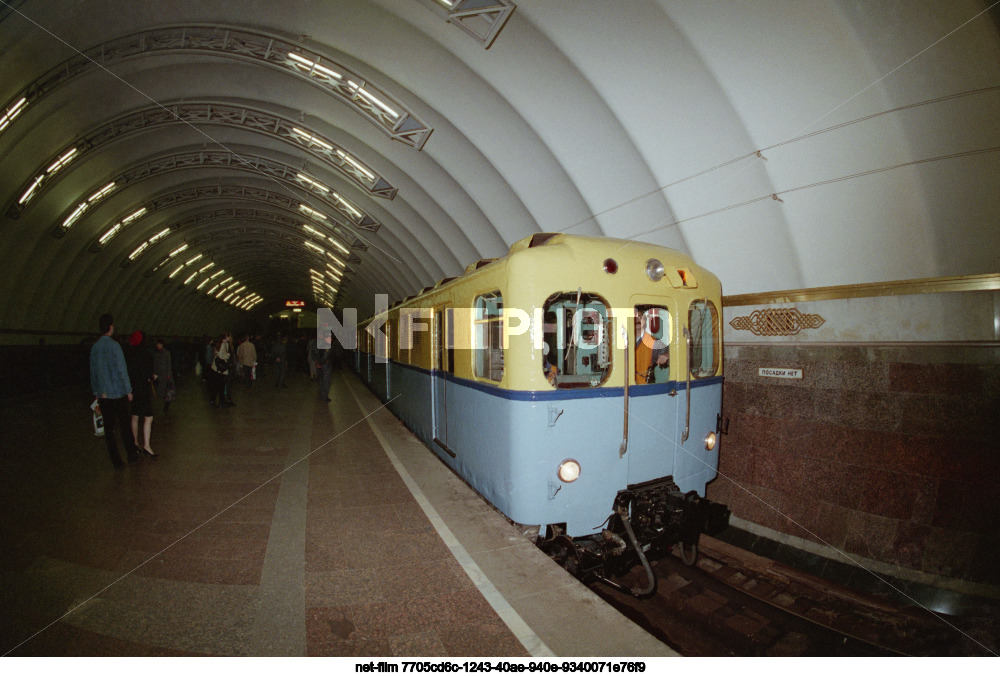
503, 234, 730, 594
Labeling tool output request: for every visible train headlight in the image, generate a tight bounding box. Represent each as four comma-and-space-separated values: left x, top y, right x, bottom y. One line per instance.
704, 432, 718, 451
557, 459, 581, 483
646, 258, 665, 282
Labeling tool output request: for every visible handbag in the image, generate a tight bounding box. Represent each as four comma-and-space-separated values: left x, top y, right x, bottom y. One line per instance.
165, 380, 176, 403
91, 399, 105, 437
214, 356, 229, 373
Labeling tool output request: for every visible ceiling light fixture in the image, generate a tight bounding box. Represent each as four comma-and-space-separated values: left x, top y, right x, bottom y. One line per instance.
335, 150, 375, 181
291, 127, 333, 150
299, 204, 326, 220
297, 173, 330, 193
0, 97, 27, 133
46, 147, 78, 174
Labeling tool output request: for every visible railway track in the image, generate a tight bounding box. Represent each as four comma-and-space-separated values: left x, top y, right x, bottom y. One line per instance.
587, 535, 999, 656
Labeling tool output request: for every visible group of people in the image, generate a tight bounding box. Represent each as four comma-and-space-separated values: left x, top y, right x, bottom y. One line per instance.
89, 313, 173, 468
91, 314, 341, 470
201, 332, 283, 406
200, 331, 337, 406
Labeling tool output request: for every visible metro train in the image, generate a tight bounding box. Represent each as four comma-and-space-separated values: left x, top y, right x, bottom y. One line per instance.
350, 232, 730, 595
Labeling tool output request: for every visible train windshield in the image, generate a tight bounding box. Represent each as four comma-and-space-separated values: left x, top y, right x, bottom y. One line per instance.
635, 305, 670, 384
541, 292, 612, 388
689, 299, 720, 378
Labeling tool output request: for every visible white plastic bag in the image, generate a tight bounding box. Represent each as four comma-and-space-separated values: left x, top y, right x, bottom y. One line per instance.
91, 399, 105, 437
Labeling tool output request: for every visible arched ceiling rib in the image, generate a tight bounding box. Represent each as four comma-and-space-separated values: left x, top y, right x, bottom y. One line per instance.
0, 0, 998, 337
6, 100, 400, 216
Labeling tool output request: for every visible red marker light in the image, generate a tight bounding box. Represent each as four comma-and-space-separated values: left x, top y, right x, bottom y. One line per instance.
603, 258, 618, 274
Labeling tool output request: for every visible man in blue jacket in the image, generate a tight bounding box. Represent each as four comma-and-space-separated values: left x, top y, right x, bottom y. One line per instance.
90, 313, 140, 468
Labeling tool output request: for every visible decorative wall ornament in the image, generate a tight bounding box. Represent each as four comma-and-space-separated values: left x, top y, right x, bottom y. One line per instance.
729, 307, 826, 336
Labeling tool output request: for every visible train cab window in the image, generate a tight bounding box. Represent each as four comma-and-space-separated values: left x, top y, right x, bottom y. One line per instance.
541, 292, 612, 388
689, 299, 720, 378
474, 292, 504, 381
635, 305, 670, 384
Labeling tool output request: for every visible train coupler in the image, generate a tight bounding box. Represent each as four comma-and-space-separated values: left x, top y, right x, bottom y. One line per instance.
610, 478, 731, 565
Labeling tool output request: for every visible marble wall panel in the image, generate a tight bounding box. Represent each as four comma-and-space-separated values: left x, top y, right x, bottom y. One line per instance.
718, 342, 999, 585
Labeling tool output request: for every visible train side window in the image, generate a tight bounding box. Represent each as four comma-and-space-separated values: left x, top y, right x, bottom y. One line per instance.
541, 292, 612, 388
398, 310, 415, 365
635, 305, 670, 384
474, 292, 504, 381
446, 307, 455, 374
688, 299, 720, 378
388, 315, 398, 362
371, 317, 388, 361
411, 316, 426, 357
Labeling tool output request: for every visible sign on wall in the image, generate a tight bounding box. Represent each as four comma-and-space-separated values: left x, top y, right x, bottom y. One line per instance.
758, 368, 803, 379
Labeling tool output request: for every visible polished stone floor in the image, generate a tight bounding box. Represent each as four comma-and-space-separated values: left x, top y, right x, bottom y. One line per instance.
0, 368, 519, 656
0, 366, 673, 657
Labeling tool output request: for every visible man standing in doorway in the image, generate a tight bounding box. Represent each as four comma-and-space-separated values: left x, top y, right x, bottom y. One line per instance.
311, 331, 333, 402
90, 312, 140, 468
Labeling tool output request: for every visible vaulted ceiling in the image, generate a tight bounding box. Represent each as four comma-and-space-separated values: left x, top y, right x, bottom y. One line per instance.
1, 0, 997, 337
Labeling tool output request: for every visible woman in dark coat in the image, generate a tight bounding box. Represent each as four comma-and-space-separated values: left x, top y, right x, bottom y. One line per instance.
152, 337, 173, 413
126, 331, 157, 457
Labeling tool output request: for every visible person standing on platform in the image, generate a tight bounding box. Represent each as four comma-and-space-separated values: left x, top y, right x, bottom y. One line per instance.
153, 337, 173, 413
202, 335, 213, 385
126, 331, 158, 457
310, 331, 333, 402
209, 334, 232, 407
254, 333, 268, 382
306, 335, 317, 382
222, 332, 236, 406
237, 333, 256, 389
90, 313, 140, 468
272, 334, 288, 388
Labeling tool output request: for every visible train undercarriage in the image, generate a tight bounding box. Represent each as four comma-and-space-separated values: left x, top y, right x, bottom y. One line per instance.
539, 477, 731, 597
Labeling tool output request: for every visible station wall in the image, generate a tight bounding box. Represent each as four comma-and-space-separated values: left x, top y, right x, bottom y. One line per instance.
709, 276, 1000, 592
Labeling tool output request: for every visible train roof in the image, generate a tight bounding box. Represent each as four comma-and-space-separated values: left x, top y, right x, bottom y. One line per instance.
376, 232, 711, 317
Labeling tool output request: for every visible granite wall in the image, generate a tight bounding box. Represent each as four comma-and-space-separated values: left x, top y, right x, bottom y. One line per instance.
710, 283, 1000, 588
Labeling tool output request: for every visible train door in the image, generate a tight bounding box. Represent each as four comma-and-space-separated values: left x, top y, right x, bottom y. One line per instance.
366, 330, 373, 383
672, 298, 723, 492
625, 296, 678, 485
383, 319, 391, 398
432, 306, 455, 457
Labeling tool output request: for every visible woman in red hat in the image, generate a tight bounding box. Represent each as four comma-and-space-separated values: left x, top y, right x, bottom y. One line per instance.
125, 330, 158, 457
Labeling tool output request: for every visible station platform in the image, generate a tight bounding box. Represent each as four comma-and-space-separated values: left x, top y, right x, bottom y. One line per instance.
0, 366, 675, 657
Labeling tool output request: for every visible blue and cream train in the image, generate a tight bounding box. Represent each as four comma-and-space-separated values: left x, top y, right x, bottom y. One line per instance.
351, 233, 729, 594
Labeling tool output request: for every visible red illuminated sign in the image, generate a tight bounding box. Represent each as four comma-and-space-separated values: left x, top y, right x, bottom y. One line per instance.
285, 300, 305, 307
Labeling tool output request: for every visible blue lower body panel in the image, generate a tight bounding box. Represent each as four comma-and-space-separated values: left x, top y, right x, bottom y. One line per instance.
357, 360, 722, 538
